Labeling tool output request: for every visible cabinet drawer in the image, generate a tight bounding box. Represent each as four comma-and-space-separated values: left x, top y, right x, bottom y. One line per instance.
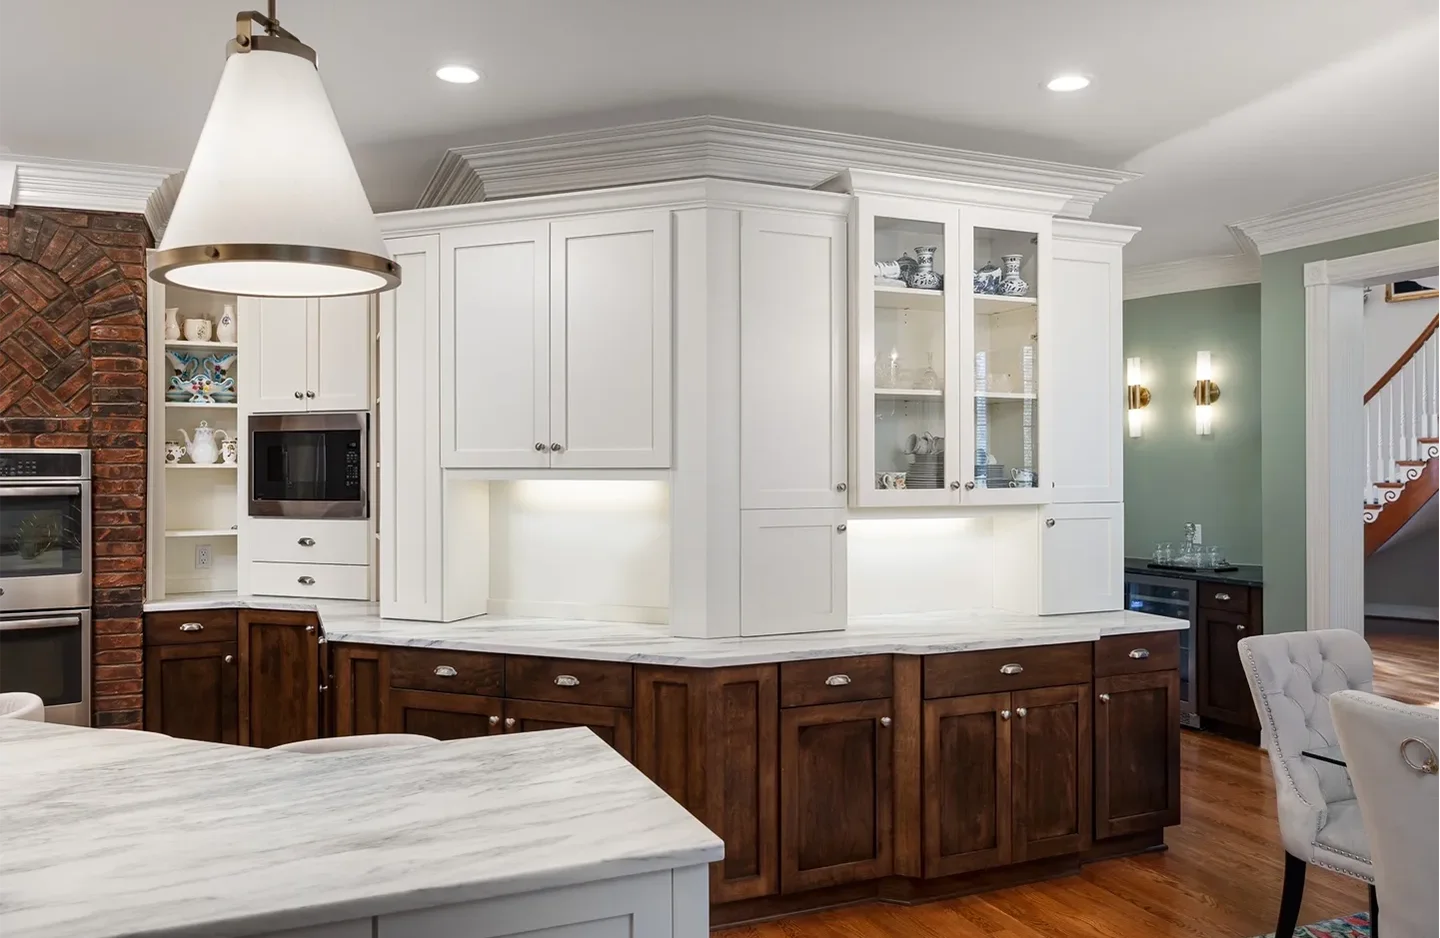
249, 561, 370, 600
1198, 581, 1249, 614
505, 656, 633, 708
144, 609, 237, 646
924, 643, 1091, 698
780, 655, 892, 707
1095, 631, 1180, 677
389, 647, 504, 697
249, 518, 370, 566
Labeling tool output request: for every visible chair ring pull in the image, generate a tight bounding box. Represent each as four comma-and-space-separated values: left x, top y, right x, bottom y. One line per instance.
1399, 737, 1438, 775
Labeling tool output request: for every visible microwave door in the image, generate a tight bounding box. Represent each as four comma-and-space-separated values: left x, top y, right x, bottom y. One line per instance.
288, 435, 323, 500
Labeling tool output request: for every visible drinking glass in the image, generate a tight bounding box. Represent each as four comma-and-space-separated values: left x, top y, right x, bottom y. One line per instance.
1153, 543, 1173, 563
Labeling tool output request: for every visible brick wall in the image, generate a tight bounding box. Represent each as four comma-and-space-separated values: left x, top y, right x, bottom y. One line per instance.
0, 206, 150, 728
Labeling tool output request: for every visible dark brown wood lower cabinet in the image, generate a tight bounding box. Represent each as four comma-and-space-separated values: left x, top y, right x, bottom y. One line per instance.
1095, 671, 1181, 839
332, 643, 386, 736
1197, 607, 1261, 728
386, 689, 504, 739
922, 691, 1011, 876
144, 640, 238, 744
1011, 683, 1091, 861
237, 611, 321, 748
503, 698, 634, 761
780, 699, 893, 893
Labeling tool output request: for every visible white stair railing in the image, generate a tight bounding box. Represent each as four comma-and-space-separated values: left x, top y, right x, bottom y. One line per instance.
1364, 319, 1439, 515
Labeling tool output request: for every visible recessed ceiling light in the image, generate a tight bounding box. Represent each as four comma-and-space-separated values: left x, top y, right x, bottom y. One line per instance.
1046, 74, 1090, 92
436, 65, 481, 84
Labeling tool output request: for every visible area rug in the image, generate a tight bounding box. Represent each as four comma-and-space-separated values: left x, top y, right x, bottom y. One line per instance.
1254, 912, 1370, 938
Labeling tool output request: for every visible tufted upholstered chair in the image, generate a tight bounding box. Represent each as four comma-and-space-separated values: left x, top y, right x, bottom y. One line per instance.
1238, 630, 1376, 938
1331, 690, 1438, 938
273, 733, 437, 753
0, 692, 45, 721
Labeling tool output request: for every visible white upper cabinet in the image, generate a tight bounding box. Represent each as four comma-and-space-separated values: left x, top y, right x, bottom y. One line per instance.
549, 211, 672, 469
740, 211, 847, 509
441, 222, 550, 468
246, 296, 371, 414
1039, 502, 1123, 613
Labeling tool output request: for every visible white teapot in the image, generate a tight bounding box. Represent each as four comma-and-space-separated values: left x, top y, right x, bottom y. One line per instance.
178, 421, 230, 465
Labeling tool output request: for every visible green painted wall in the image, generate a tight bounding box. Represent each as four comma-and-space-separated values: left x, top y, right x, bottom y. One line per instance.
1260, 221, 1439, 632
1124, 285, 1262, 563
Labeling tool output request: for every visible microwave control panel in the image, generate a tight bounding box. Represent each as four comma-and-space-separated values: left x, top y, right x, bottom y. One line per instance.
345, 441, 362, 490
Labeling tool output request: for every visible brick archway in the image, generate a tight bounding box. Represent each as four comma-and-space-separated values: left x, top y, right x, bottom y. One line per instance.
0, 206, 152, 728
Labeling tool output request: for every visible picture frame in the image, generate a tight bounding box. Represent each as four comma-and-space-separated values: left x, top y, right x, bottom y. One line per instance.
1384, 276, 1439, 302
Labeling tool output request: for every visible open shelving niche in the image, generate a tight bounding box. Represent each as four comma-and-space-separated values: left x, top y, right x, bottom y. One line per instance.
147, 280, 243, 598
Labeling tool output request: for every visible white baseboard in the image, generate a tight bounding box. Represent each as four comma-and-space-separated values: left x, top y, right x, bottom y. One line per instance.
485, 598, 668, 625
1364, 602, 1439, 621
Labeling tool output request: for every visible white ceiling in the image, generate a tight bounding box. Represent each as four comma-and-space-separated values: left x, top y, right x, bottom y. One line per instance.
0, 0, 1435, 264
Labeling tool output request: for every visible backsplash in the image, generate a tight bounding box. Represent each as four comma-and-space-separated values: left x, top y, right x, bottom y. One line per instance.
0, 206, 151, 728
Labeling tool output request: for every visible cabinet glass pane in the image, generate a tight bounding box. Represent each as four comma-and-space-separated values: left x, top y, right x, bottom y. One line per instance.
873, 217, 947, 493
973, 226, 1039, 490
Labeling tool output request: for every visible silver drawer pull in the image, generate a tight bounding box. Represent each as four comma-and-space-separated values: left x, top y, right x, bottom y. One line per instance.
825, 674, 852, 687
433, 665, 457, 678
1128, 648, 1150, 660
1215, 592, 1231, 602
1000, 663, 1024, 675
297, 576, 315, 586
553, 674, 580, 687
179, 622, 204, 632
298, 537, 316, 547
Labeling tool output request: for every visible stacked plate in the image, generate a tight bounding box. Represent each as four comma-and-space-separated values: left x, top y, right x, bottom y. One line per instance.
906, 453, 944, 489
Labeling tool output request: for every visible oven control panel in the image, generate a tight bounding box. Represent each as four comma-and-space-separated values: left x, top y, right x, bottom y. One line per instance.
0, 450, 89, 480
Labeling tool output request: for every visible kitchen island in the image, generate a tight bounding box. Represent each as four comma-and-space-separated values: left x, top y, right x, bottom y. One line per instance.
0, 719, 720, 938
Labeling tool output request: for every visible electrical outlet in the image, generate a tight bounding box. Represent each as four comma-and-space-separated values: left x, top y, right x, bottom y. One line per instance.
195, 544, 212, 570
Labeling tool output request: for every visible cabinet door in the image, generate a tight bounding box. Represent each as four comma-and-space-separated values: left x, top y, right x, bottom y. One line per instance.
740, 509, 846, 637
1011, 684, 1091, 861
740, 211, 847, 509
441, 222, 550, 468
308, 294, 373, 411
1197, 608, 1260, 728
332, 643, 386, 737
549, 211, 672, 468
237, 610, 320, 748
503, 698, 634, 761
386, 688, 505, 739
779, 699, 893, 893
1095, 672, 1181, 839
1046, 236, 1123, 503
922, 692, 1012, 876
144, 640, 238, 743
249, 297, 310, 412
1039, 502, 1123, 614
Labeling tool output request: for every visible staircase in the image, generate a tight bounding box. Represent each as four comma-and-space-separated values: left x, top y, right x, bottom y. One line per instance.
1364, 316, 1439, 556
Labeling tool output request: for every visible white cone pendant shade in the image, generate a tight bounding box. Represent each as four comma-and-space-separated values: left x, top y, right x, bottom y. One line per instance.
153, 18, 398, 297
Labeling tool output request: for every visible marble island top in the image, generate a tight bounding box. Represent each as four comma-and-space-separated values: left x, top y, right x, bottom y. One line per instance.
145, 593, 1183, 666
0, 720, 721, 938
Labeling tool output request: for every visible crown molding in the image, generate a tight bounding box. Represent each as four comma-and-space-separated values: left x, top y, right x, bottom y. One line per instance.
1052, 217, 1140, 247
0, 155, 182, 238
418, 116, 1139, 218
1228, 174, 1439, 256
1124, 254, 1261, 300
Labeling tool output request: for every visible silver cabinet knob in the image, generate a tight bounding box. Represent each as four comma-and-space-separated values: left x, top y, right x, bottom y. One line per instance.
433, 665, 457, 677
298, 537, 316, 547
179, 622, 203, 632
835, 481, 847, 492
553, 674, 580, 687
489, 715, 500, 726
305, 390, 316, 398
1016, 707, 1028, 718
1045, 518, 1056, 528
318, 684, 329, 693
836, 523, 847, 532
224, 654, 234, 664
1128, 648, 1150, 659
825, 674, 851, 687
535, 442, 546, 451
964, 481, 976, 490
1215, 592, 1231, 601
304, 624, 316, 633
1000, 709, 1011, 721
950, 481, 962, 490
294, 391, 304, 399
297, 576, 315, 585
1099, 693, 1111, 703
550, 442, 563, 452
504, 717, 516, 728
1236, 624, 1247, 634
1000, 663, 1024, 675
880, 717, 892, 727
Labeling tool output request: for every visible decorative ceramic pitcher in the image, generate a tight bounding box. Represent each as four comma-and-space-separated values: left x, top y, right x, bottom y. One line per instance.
178, 421, 230, 465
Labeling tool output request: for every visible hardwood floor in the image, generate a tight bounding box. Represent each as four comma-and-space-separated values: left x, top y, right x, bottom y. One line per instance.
715, 633, 1437, 938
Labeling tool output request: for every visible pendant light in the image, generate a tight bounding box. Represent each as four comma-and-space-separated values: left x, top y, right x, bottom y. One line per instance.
152, 3, 399, 297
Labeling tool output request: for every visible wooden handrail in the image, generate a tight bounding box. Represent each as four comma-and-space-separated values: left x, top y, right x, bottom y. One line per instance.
1365, 315, 1439, 403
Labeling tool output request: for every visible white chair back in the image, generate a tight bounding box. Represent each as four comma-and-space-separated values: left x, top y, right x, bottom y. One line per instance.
1331, 690, 1439, 938
273, 733, 437, 753
0, 692, 45, 722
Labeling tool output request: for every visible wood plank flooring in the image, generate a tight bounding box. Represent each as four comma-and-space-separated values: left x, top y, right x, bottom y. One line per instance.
715, 632, 1437, 938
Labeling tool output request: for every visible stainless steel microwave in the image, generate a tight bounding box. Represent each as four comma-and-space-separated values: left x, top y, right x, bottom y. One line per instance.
249, 412, 368, 519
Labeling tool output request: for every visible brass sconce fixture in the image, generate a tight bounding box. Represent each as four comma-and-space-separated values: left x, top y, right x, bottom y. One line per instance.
1126, 357, 1151, 438
1194, 351, 1220, 435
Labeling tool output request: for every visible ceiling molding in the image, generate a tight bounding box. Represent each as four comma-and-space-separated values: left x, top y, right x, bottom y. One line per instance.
418, 116, 1140, 218
1228, 174, 1439, 256
1124, 254, 1261, 300
1052, 218, 1140, 247
1304, 240, 1439, 287
0, 154, 181, 238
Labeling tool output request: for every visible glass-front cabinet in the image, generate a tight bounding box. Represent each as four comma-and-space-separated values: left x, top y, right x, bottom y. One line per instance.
852, 197, 1051, 507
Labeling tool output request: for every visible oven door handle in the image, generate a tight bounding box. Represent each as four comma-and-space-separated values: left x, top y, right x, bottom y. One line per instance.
0, 485, 82, 498
0, 615, 81, 632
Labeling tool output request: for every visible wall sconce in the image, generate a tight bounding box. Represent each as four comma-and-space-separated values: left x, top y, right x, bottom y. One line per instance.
1194, 350, 1220, 435
1126, 357, 1151, 438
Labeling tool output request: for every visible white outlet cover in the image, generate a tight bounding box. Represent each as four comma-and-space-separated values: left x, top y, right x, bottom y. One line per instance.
195, 544, 211, 569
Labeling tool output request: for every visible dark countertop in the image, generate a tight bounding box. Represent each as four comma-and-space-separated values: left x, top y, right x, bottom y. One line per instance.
1124, 557, 1264, 588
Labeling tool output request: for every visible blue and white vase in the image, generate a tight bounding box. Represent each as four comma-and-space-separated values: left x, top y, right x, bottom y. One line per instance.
973, 262, 1000, 294
907, 246, 941, 290
998, 254, 1029, 296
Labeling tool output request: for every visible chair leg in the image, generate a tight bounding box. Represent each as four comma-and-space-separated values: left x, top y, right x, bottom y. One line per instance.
1275, 852, 1307, 938
1368, 882, 1378, 937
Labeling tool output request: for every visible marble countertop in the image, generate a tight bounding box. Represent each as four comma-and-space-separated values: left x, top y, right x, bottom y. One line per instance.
145, 593, 1183, 666
0, 719, 721, 938
1124, 557, 1264, 588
